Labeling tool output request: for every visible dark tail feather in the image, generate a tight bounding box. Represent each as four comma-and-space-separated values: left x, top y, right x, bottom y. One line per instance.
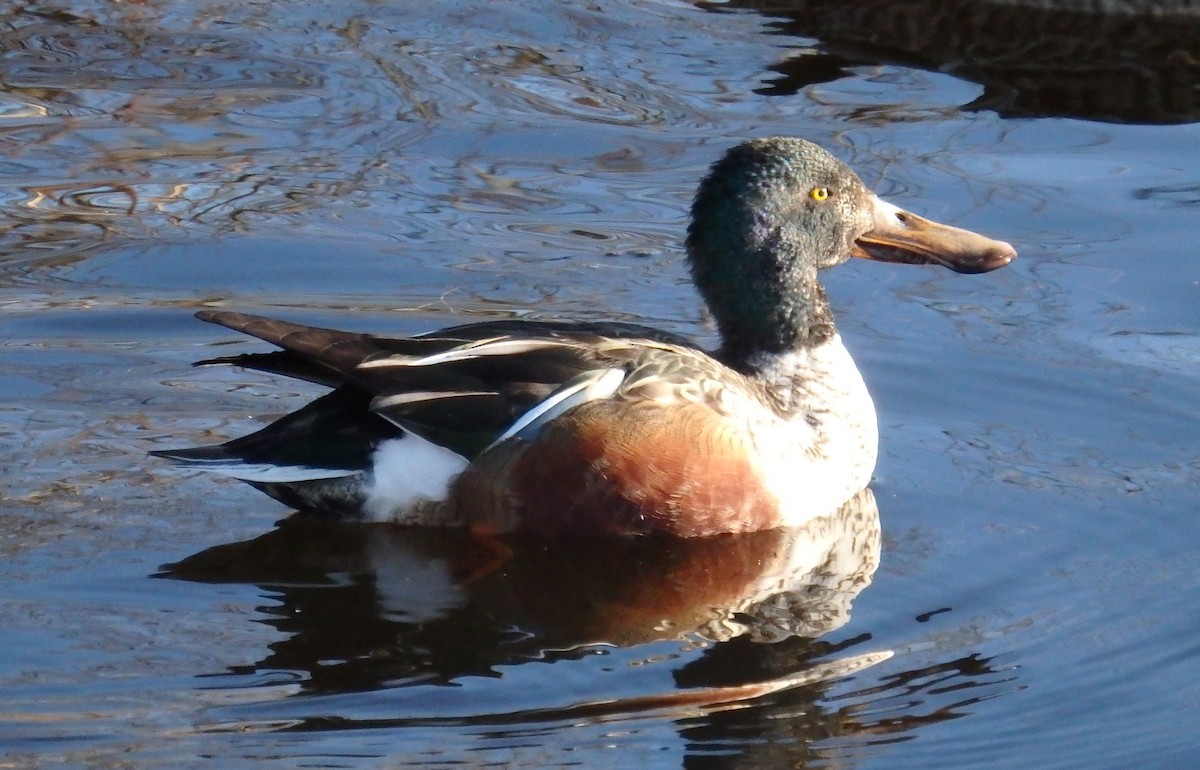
194, 350, 347, 388
150, 386, 395, 472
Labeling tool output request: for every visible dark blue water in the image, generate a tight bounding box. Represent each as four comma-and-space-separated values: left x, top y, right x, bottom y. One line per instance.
2, 1, 1198, 767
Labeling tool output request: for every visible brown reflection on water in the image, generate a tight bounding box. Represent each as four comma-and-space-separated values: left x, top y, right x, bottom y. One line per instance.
161, 488, 1020, 756
161, 488, 882, 693
707, 0, 1200, 124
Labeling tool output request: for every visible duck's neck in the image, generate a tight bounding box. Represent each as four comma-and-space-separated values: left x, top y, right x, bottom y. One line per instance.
707, 257, 837, 373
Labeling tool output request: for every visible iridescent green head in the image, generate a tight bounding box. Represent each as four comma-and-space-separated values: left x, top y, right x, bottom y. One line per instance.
685, 137, 1015, 363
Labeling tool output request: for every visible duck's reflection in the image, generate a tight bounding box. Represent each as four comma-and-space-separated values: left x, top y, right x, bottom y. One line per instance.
163, 489, 1024, 761
162, 488, 881, 694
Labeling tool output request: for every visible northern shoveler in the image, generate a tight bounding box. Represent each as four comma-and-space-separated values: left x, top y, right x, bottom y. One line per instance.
152, 137, 1014, 536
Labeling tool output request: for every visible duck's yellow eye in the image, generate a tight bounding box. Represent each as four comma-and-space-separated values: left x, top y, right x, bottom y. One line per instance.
810, 187, 830, 201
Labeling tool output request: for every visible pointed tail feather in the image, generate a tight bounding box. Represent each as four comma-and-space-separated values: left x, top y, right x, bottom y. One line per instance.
150, 445, 357, 483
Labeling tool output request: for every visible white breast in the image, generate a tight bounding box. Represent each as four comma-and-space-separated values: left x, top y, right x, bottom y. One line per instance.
744, 335, 878, 527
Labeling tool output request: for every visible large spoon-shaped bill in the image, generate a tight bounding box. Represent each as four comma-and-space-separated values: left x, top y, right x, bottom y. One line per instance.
852, 194, 1015, 274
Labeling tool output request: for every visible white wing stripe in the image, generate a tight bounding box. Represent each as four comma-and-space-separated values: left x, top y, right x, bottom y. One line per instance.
357, 338, 576, 369
372, 390, 497, 410
489, 367, 625, 449
167, 460, 355, 483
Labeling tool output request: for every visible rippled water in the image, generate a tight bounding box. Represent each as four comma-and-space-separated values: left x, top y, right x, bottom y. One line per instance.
2, 1, 1198, 768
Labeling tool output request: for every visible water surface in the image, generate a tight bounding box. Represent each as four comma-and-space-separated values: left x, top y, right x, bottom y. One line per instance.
2, 1, 1198, 767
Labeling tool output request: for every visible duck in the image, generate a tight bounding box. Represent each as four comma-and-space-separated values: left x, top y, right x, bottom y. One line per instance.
152, 137, 1014, 537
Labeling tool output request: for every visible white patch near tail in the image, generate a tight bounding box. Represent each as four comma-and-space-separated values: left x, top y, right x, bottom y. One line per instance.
361, 432, 470, 524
